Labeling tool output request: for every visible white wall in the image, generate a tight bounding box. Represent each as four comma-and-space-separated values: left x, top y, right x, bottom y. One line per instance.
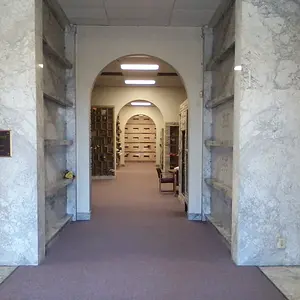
117, 106, 164, 165
76, 26, 204, 220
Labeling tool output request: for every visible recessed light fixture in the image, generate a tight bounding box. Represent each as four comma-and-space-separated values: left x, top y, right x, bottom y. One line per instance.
131, 102, 152, 106
234, 65, 242, 71
121, 64, 159, 70
125, 80, 156, 85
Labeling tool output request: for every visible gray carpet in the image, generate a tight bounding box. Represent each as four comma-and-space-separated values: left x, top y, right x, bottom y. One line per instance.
0, 163, 286, 300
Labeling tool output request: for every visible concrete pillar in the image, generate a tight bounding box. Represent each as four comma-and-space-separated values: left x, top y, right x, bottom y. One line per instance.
0, 0, 45, 265
232, 0, 300, 265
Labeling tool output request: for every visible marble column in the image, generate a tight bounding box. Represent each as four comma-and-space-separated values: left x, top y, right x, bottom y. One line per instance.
232, 0, 300, 265
0, 0, 45, 265
202, 27, 213, 218
65, 25, 77, 221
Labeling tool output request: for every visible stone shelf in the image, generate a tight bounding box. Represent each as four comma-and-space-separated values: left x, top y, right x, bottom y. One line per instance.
205, 139, 233, 148
205, 94, 234, 109
45, 179, 74, 198
43, 36, 72, 69
206, 41, 235, 71
44, 139, 73, 147
43, 92, 73, 108
205, 178, 232, 198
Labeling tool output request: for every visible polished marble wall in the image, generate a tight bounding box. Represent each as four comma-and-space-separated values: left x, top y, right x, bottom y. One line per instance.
43, 2, 68, 235
65, 25, 77, 220
0, 0, 45, 265
202, 27, 213, 217
204, 2, 235, 235
232, 0, 300, 265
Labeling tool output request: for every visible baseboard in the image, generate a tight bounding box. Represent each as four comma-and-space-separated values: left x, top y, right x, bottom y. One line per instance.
188, 213, 202, 221
77, 212, 91, 221
92, 176, 115, 180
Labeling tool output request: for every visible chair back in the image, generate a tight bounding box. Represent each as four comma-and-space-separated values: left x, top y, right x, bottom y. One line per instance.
156, 167, 162, 179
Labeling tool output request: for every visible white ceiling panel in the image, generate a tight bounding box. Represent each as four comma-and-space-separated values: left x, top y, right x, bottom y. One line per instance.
174, 0, 221, 10
109, 18, 170, 26
106, 7, 170, 20
171, 9, 214, 26
58, 0, 221, 26
104, 0, 175, 8
64, 8, 107, 19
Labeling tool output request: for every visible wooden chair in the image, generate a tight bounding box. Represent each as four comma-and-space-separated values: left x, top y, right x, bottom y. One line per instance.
156, 168, 175, 193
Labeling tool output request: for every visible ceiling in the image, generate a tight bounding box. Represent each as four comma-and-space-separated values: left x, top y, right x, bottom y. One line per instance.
94, 55, 184, 88
58, 0, 222, 26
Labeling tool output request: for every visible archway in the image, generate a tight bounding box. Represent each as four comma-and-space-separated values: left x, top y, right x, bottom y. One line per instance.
117, 101, 164, 167
123, 114, 157, 165
76, 33, 204, 221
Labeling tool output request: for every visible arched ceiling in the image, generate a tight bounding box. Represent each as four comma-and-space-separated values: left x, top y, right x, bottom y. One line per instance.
94, 55, 184, 88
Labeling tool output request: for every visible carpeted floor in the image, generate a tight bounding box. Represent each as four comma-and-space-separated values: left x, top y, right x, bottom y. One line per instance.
0, 163, 286, 300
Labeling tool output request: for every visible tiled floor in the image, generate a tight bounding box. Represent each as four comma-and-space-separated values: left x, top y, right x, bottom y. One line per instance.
0, 267, 16, 285
208, 217, 300, 300
260, 267, 300, 300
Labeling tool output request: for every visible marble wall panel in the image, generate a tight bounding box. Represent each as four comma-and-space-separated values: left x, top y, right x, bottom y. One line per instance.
203, 27, 213, 217
213, 101, 234, 142
213, 1, 235, 56
43, 3, 65, 54
211, 188, 232, 234
43, 55, 65, 99
65, 25, 77, 219
0, 0, 45, 265
206, 3, 235, 231
44, 101, 65, 139
211, 54, 235, 99
233, 0, 300, 265
45, 190, 67, 237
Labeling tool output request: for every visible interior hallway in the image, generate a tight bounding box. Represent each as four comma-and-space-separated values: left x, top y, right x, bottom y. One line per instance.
0, 163, 287, 300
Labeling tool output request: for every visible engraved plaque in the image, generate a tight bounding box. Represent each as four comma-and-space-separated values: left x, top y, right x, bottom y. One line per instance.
0, 130, 12, 157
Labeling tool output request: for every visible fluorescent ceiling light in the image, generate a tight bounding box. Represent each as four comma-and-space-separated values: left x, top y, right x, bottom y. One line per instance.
125, 80, 156, 85
121, 64, 159, 70
234, 65, 242, 71
131, 102, 151, 106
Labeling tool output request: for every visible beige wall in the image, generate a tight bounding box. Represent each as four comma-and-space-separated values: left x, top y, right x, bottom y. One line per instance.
118, 106, 164, 165
91, 86, 186, 122
91, 86, 185, 166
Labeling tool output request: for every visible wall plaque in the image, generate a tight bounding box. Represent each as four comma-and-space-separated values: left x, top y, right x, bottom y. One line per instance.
0, 130, 12, 157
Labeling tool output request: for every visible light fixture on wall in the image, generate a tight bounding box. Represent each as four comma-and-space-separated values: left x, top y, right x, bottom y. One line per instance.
38, 64, 44, 68
121, 64, 159, 70
125, 80, 156, 85
131, 102, 152, 106
234, 65, 242, 71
